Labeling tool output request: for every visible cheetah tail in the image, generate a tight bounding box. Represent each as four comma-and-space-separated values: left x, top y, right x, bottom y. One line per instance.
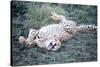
77, 25, 97, 33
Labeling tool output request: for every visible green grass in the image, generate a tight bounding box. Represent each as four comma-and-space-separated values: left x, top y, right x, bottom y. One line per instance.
11, 1, 97, 66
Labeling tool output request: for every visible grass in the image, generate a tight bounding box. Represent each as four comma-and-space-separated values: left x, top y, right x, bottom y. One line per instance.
11, 1, 97, 66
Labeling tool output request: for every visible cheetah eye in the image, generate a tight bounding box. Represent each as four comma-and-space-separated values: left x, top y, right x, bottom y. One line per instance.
34, 36, 36, 39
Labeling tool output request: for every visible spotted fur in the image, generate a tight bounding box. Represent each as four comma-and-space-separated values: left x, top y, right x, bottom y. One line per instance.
19, 13, 97, 51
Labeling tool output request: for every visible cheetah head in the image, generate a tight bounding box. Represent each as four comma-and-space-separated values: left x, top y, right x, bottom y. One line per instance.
34, 35, 62, 51
44, 37, 61, 51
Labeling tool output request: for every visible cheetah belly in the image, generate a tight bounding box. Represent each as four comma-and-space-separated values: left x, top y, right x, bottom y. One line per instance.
38, 24, 74, 41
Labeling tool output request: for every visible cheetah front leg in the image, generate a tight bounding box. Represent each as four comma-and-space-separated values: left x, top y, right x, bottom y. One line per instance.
19, 29, 39, 47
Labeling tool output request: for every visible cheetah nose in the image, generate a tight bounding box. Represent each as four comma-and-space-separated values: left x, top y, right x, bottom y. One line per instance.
49, 43, 57, 49
52, 45, 55, 49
